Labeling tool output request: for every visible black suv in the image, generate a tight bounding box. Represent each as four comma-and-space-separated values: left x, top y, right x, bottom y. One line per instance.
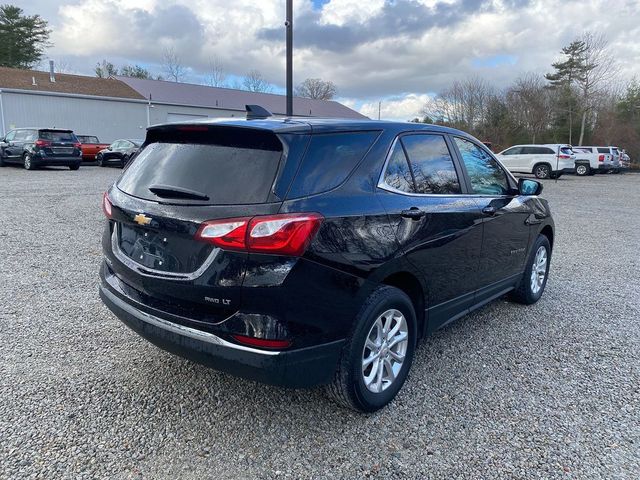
99, 117, 554, 412
0, 128, 82, 170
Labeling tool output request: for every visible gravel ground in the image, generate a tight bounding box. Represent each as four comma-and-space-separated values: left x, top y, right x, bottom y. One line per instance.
1, 165, 638, 480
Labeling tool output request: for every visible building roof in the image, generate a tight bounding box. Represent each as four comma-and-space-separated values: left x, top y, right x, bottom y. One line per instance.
116, 76, 367, 119
0, 67, 145, 99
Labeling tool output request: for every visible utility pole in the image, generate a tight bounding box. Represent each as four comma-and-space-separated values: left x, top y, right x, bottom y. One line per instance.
286, 0, 293, 117
378, 101, 381, 120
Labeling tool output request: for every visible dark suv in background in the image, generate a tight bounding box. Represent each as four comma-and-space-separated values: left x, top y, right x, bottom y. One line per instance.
99, 116, 554, 412
96, 139, 143, 167
0, 128, 82, 170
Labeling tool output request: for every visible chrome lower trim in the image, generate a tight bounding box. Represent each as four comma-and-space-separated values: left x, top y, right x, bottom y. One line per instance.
102, 286, 281, 356
111, 223, 219, 281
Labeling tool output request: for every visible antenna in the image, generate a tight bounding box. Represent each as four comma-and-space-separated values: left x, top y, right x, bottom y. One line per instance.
246, 105, 273, 120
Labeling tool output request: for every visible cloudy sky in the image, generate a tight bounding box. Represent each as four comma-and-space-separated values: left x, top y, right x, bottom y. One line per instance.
14, 0, 640, 120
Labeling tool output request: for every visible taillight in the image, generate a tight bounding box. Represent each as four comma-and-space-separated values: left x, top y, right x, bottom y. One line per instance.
195, 213, 324, 256
102, 192, 113, 218
598, 155, 605, 162
73, 142, 81, 149
231, 334, 291, 349
195, 217, 250, 251
558, 154, 571, 159
34, 139, 51, 148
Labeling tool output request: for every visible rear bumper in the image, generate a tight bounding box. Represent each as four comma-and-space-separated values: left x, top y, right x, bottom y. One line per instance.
34, 155, 81, 166
99, 277, 345, 388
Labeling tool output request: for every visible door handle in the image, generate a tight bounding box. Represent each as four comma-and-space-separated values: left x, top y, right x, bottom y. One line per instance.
401, 208, 426, 220
482, 206, 497, 216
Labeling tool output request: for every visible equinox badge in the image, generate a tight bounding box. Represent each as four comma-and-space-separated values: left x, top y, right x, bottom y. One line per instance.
133, 213, 152, 226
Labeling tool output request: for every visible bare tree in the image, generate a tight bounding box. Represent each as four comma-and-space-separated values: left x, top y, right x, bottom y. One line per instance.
507, 73, 553, 143
206, 57, 226, 87
425, 77, 494, 131
242, 70, 271, 93
295, 78, 337, 100
54, 57, 74, 73
577, 32, 619, 145
162, 47, 186, 82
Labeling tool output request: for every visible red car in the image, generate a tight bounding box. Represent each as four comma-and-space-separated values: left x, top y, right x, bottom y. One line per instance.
76, 135, 110, 162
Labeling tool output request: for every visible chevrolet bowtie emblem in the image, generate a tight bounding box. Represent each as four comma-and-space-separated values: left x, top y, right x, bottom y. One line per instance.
133, 213, 152, 226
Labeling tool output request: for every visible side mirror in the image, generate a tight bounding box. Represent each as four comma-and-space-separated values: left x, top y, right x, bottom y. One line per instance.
107, 146, 113, 150
518, 178, 543, 196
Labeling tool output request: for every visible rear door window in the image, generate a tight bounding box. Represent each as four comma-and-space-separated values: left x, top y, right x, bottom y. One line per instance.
286, 131, 379, 198
382, 141, 415, 193
401, 134, 461, 194
117, 130, 284, 205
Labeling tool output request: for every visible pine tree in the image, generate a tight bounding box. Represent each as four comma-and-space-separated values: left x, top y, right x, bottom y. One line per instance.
545, 40, 595, 145
0, 5, 51, 69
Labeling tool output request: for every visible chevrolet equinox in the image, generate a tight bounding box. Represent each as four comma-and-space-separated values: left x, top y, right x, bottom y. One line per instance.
99, 113, 554, 412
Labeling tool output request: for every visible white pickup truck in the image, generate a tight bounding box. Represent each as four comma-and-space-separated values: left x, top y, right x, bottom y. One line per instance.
571, 146, 613, 176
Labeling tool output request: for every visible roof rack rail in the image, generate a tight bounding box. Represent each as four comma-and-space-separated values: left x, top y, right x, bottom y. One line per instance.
246, 105, 273, 120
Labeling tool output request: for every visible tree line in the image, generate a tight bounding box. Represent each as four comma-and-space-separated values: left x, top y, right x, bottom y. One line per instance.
1, 4, 638, 160
416, 32, 639, 161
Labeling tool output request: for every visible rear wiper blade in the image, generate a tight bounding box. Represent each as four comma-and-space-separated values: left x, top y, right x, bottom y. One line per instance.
148, 184, 209, 201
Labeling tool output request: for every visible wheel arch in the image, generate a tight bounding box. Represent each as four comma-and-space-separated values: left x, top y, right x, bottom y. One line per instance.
540, 224, 554, 250
532, 161, 552, 173
380, 271, 426, 338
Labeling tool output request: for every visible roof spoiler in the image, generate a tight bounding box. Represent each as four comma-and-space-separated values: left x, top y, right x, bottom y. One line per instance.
246, 104, 273, 120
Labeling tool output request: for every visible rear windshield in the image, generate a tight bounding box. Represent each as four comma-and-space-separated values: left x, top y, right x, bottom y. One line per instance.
39, 130, 77, 142
117, 135, 283, 205
560, 147, 573, 155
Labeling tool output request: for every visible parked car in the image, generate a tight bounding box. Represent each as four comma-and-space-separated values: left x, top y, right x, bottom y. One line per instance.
76, 135, 110, 162
99, 116, 555, 412
96, 139, 143, 167
571, 146, 613, 176
496, 144, 575, 179
581, 146, 622, 174
0, 128, 82, 170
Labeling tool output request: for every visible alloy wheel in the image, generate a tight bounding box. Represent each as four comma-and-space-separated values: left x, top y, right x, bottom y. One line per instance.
576, 165, 587, 175
24, 154, 31, 170
362, 309, 409, 393
530, 246, 548, 295
535, 165, 549, 179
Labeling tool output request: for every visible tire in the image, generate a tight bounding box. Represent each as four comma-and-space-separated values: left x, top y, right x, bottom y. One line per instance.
533, 164, 551, 179
23, 153, 36, 170
121, 155, 128, 168
510, 234, 551, 305
575, 164, 590, 176
325, 286, 417, 413
0, 154, 5, 167
69, 163, 80, 171
96, 155, 104, 167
